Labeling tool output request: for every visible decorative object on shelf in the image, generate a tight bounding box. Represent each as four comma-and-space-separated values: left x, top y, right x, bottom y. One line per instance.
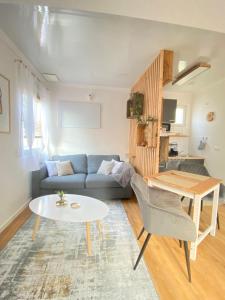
198, 137, 207, 150
56, 190, 67, 206
0, 74, 10, 133
71, 202, 81, 209
169, 142, 178, 157
207, 112, 215, 122
126, 92, 144, 119
136, 116, 158, 148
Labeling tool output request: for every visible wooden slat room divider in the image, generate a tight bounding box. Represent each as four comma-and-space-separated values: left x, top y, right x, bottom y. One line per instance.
129, 50, 173, 176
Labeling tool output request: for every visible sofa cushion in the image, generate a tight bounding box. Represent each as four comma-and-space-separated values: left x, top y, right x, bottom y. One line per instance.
40, 174, 86, 189
86, 174, 121, 188
52, 154, 87, 174
87, 155, 120, 174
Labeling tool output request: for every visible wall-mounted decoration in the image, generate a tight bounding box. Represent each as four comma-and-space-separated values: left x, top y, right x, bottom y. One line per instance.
207, 112, 215, 122
126, 92, 144, 119
0, 74, 10, 133
58, 101, 101, 129
198, 137, 207, 150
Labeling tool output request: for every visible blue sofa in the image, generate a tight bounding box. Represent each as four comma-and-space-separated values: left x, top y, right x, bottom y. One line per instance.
31, 154, 133, 200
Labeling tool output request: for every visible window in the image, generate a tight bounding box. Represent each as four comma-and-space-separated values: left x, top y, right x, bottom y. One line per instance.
175, 106, 186, 126
23, 96, 43, 150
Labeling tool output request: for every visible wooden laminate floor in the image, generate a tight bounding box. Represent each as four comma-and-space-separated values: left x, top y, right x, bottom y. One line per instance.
123, 197, 225, 300
1, 200, 225, 300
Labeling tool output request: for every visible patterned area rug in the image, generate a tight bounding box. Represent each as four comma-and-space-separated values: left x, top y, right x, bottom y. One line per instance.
0, 200, 159, 300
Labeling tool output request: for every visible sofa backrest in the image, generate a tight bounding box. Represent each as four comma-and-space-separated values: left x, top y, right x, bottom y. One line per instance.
87, 155, 120, 174
52, 154, 87, 174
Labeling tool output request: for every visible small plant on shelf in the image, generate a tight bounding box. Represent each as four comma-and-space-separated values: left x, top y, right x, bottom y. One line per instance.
136, 115, 158, 126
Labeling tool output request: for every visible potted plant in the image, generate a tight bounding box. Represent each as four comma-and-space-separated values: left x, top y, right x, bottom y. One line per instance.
56, 190, 67, 206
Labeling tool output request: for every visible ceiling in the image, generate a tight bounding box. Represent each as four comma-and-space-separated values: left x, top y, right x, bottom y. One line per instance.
1, 3, 225, 91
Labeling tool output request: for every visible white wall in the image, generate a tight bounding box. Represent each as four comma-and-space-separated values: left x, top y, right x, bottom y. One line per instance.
190, 79, 225, 182
48, 83, 130, 160
0, 30, 44, 232
163, 91, 193, 155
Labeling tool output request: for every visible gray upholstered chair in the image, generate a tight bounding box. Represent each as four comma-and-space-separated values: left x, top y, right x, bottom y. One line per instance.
178, 163, 224, 229
131, 173, 197, 282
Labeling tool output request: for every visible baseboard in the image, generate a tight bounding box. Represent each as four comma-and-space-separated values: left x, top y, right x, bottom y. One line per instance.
0, 198, 31, 233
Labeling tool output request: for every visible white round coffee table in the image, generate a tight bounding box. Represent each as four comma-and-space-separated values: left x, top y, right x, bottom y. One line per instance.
29, 194, 109, 256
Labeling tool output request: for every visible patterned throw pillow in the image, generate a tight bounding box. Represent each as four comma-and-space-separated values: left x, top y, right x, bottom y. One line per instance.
97, 160, 115, 175
57, 161, 74, 176
45, 161, 60, 177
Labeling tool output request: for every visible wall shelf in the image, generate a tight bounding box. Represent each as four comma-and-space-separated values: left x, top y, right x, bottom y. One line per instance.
160, 133, 189, 138
136, 121, 158, 148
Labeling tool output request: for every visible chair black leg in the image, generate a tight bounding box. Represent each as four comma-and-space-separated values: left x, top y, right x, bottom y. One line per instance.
201, 200, 204, 212
181, 196, 185, 202
137, 227, 145, 240
134, 233, 151, 270
184, 241, 191, 282
217, 213, 220, 230
188, 199, 193, 215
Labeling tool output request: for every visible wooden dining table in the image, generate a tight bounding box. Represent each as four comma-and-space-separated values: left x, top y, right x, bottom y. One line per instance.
146, 170, 222, 260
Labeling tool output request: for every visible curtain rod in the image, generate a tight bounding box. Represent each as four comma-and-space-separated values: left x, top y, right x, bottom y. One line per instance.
14, 59, 43, 83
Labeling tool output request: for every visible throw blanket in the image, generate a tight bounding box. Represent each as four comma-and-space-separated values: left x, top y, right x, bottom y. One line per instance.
112, 162, 135, 187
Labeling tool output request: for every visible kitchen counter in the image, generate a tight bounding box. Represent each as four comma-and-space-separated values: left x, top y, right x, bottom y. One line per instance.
168, 156, 205, 160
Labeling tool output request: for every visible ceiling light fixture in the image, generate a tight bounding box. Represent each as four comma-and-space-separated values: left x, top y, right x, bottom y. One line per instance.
42, 73, 59, 82
172, 63, 211, 86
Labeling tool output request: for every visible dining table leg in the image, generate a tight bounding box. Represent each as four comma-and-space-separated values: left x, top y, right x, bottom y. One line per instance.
190, 194, 202, 260
210, 184, 220, 236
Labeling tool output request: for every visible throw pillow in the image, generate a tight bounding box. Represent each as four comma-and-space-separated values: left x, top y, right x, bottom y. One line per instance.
45, 161, 60, 177
111, 160, 124, 174
97, 160, 115, 175
57, 161, 74, 176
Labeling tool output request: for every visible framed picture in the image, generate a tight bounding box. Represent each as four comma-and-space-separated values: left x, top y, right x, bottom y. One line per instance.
0, 74, 10, 133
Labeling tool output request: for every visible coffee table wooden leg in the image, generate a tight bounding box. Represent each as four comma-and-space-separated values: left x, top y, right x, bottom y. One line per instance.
97, 220, 102, 238
32, 215, 41, 241
86, 222, 92, 256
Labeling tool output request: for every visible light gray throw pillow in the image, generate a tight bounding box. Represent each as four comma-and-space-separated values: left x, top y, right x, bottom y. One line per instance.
45, 161, 60, 177
97, 160, 115, 175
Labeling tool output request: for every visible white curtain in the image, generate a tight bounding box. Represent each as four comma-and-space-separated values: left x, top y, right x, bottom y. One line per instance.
15, 61, 49, 171
39, 84, 50, 160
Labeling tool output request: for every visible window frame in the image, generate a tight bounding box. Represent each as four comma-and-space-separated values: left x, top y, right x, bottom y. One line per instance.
174, 105, 187, 127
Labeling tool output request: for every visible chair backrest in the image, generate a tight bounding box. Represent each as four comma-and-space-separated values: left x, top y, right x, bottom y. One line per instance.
178, 163, 210, 176
178, 163, 225, 198
130, 173, 150, 220
131, 173, 197, 241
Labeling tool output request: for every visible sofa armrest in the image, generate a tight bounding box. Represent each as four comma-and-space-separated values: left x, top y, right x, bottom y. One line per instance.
31, 165, 48, 199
